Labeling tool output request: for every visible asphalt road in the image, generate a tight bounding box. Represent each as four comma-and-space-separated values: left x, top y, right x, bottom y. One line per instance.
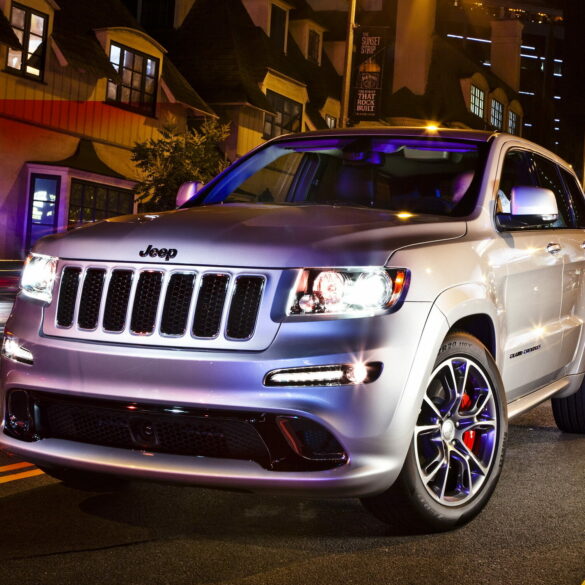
1, 401, 585, 585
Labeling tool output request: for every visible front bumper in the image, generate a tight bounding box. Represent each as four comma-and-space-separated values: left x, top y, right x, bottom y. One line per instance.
0, 297, 447, 497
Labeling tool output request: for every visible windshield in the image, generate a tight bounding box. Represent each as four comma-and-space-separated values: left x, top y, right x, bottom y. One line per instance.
190, 136, 488, 217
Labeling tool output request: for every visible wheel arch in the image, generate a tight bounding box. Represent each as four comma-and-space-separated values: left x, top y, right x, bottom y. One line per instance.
434, 284, 499, 360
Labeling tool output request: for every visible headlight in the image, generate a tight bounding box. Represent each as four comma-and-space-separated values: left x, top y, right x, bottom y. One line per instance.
288, 267, 409, 316
20, 253, 58, 303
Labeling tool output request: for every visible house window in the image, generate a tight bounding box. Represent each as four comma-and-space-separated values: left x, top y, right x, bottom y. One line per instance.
270, 4, 287, 52
27, 175, 60, 250
308, 30, 321, 64
470, 85, 485, 118
325, 114, 337, 128
508, 110, 519, 135
6, 3, 48, 79
106, 43, 159, 115
68, 180, 134, 227
263, 90, 302, 139
491, 99, 504, 130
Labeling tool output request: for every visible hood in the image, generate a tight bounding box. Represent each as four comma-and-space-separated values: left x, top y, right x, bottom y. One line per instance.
36, 204, 467, 268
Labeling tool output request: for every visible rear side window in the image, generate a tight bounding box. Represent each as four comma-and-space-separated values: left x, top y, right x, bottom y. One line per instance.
560, 168, 585, 228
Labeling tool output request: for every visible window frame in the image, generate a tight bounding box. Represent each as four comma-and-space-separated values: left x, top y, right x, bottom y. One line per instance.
263, 90, 303, 139
106, 41, 159, 117
270, 3, 288, 53
508, 110, 519, 135
495, 147, 576, 232
325, 114, 337, 129
27, 173, 61, 251
490, 99, 504, 130
308, 29, 321, 64
68, 178, 135, 228
470, 85, 485, 119
5, 2, 48, 81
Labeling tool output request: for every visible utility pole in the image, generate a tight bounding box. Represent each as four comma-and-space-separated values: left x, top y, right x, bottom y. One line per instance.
339, 0, 357, 128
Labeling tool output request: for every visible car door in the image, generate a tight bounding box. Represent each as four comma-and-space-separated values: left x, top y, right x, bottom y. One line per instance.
555, 166, 585, 370
494, 149, 567, 400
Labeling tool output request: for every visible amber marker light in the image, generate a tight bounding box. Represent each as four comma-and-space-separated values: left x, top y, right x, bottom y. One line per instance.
396, 212, 414, 220
425, 123, 440, 132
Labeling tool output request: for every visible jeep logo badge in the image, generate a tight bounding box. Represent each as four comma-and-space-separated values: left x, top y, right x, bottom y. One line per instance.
139, 245, 178, 261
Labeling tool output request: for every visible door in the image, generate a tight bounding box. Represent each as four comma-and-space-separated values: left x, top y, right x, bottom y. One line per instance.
494, 149, 566, 399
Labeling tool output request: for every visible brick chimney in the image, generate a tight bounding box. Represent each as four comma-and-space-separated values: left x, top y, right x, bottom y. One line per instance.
490, 19, 523, 92
392, 0, 437, 95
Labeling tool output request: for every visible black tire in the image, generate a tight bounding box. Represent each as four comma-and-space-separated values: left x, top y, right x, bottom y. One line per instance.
361, 332, 508, 532
551, 379, 585, 433
39, 465, 128, 492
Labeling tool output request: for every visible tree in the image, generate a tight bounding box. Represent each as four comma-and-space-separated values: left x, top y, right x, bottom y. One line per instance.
131, 118, 230, 211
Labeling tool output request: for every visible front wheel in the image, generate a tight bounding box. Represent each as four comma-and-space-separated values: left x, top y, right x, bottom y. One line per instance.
362, 332, 507, 532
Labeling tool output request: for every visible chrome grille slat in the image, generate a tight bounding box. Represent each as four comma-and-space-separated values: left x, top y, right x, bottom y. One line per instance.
103, 270, 133, 332
77, 269, 106, 330
193, 274, 230, 338
227, 276, 265, 340
160, 272, 196, 336
56, 267, 81, 327
51, 263, 270, 348
131, 271, 163, 335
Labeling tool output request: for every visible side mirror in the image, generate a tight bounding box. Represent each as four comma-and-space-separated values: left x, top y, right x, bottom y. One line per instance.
497, 186, 559, 229
176, 181, 205, 208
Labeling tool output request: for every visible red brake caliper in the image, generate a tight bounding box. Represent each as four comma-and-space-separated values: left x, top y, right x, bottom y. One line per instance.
460, 393, 476, 451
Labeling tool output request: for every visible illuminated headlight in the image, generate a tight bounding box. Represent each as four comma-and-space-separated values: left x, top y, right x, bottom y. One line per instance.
288, 267, 409, 316
1, 333, 34, 365
20, 253, 58, 303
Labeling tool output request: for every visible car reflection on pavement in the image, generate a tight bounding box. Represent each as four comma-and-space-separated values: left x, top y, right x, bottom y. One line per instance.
0, 260, 22, 337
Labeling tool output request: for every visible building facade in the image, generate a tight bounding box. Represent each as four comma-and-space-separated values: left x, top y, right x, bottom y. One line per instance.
0, 0, 213, 259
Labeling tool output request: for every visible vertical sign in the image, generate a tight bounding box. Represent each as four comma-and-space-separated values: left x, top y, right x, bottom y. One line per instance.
352, 27, 389, 121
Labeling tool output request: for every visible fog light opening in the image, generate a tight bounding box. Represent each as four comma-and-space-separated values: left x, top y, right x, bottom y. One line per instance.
1, 334, 34, 365
6, 390, 35, 440
276, 416, 346, 461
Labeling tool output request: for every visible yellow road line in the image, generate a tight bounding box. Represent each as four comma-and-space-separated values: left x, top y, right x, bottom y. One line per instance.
0, 469, 44, 484
0, 462, 36, 473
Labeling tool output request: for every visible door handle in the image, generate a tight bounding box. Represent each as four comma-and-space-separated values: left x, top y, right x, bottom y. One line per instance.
546, 242, 561, 254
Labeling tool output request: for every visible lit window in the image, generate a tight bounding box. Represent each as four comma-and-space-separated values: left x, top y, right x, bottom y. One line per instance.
263, 90, 302, 139
325, 114, 337, 128
68, 179, 134, 227
270, 4, 287, 52
508, 110, 519, 135
27, 175, 60, 250
491, 99, 504, 130
6, 3, 48, 79
308, 30, 321, 64
106, 43, 158, 116
470, 85, 485, 118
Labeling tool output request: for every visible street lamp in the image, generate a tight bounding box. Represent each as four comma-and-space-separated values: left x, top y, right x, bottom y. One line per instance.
339, 0, 357, 128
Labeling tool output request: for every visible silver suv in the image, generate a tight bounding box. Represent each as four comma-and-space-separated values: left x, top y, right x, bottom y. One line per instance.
3, 128, 585, 532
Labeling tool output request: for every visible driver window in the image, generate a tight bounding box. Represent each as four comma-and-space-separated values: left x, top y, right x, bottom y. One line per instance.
530, 153, 571, 228
497, 150, 534, 213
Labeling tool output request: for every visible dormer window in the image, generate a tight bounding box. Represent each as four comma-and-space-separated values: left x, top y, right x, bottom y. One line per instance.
5, 3, 48, 80
308, 29, 321, 64
470, 85, 485, 119
270, 4, 288, 52
106, 42, 159, 116
490, 98, 504, 130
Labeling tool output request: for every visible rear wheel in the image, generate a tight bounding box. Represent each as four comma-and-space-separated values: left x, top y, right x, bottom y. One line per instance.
362, 333, 507, 532
551, 379, 585, 433
39, 465, 128, 492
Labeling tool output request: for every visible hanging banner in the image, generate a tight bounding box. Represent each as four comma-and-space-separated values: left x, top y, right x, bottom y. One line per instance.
351, 26, 390, 121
